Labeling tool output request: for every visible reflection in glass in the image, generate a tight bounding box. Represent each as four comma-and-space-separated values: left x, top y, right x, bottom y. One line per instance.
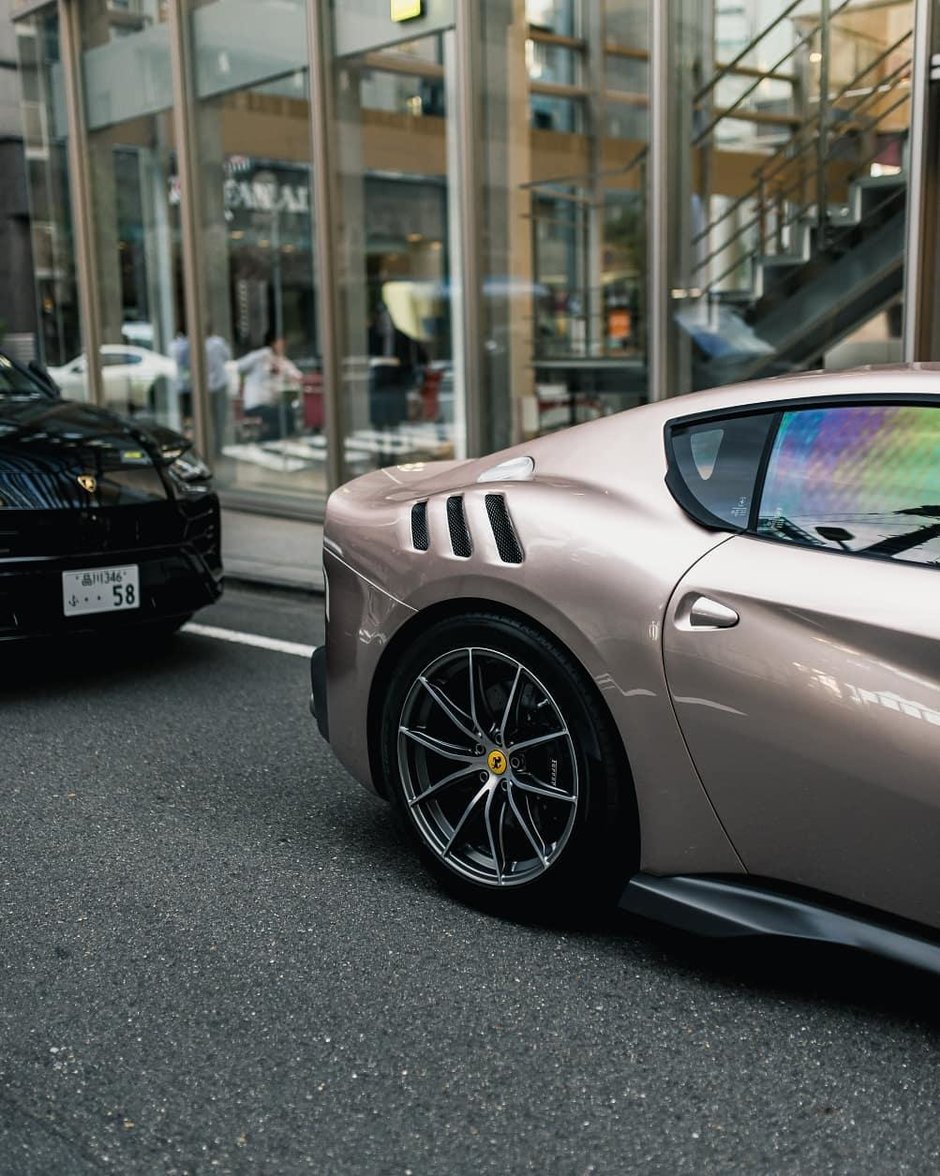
672, 412, 775, 526
78, 2, 185, 429
333, 36, 455, 482
759, 406, 940, 566
190, 0, 319, 500
16, 9, 85, 379
685, 2, 913, 391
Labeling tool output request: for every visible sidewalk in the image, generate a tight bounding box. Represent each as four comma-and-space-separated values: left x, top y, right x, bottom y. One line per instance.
221, 509, 324, 593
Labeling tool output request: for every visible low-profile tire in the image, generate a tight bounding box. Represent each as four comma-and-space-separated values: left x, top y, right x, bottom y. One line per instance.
380, 612, 637, 918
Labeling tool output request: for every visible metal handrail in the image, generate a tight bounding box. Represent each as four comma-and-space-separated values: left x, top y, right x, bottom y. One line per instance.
757, 60, 911, 188
694, 0, 809, 102
526, 0, 913, 311
695, 93, 911, 284
827, 28, 913, 109
523, 15, 858, 195
692, 55, 912, 263
693, 0, 854, 113
691, 0, 900, 242
707, 173, 908, 294
693, 20, 822, 148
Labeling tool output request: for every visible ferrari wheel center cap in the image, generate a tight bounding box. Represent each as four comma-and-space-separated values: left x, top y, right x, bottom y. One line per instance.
487, 749, 508, 776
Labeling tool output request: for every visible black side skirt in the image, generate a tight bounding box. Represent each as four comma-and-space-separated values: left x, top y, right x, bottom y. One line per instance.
309, 645, 328, 742
620, 873, 940, 977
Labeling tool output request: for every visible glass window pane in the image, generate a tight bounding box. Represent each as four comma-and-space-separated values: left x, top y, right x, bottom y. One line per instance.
685, 2, 914, 391
332, 32, 457, 482
670, 412, 775, 526
79, 4, 186, 429
483, 0, 649, 452
190, 0, 320, 503
526, 0, 576, 38
17, 9, 86, 382
758, 405, 940, 566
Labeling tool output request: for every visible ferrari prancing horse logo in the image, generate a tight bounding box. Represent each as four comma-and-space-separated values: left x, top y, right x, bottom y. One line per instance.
77, 474, 97, 494
487, 749, 507, 776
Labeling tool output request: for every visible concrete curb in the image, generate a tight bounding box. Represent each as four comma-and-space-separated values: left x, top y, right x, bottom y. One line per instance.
223, 571, 325, 596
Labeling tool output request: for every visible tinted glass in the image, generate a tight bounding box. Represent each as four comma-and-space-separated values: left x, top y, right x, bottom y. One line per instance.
670, 412, 775, 526
0, 356, 51, 398
757, 405, 940, 566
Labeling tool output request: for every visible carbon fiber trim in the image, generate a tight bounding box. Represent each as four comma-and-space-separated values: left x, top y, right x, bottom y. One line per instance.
411, 501, 430, 551
446, 496, 472, 558
484, 493, 523, 564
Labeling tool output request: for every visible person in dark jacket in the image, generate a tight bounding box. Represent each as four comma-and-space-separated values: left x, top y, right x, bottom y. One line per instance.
367, 303, 429, 431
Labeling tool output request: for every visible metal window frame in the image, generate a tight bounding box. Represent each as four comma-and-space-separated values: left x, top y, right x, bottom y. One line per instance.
647, 0, 674, 403
454, 0, 484, 458
903, 0, 935, 360
167, 0, 210, 461
57, 0, 104, 407
308, 0, 343, 492
53, 0, 210, 450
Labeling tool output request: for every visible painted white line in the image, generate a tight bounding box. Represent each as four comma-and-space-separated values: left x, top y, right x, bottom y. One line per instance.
183, 622, 316, 659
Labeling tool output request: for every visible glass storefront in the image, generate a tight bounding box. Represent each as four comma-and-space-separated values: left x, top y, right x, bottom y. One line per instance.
79, 1, 185, 427
189, 0, 319, 498
16, 7, 83, 374
12, 0, 934, 517
332, 30, 459, 484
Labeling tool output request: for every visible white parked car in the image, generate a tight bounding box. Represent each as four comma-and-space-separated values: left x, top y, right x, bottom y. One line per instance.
48, 346, 178, 417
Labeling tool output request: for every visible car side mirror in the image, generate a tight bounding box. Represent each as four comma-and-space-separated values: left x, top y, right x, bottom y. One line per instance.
816, 525, 855, 548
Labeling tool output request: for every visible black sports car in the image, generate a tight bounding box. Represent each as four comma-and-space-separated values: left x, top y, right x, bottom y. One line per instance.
0, 352, 221, 641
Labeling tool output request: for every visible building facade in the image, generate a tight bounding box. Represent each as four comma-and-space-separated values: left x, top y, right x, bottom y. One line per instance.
11, 0, 940, 516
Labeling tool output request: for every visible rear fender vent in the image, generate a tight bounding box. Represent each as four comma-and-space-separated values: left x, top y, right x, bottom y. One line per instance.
485, 494, 524, 564
446, 495, 472, 558
411, 501, 430, 551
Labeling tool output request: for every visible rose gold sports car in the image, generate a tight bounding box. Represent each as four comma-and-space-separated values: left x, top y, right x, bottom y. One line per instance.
311, 366, 940, 974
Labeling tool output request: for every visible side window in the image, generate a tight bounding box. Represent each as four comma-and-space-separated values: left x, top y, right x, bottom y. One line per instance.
668, 412, 775, 528
757, 404, 940, 567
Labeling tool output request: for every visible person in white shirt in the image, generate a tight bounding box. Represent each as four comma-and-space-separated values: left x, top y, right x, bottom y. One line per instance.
204, 328, 232, 454
171, 330, 191, 423
235, 330, 301, 441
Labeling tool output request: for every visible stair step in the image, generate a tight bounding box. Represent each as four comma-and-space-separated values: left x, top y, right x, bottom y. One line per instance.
854, 172, 906, 189
757, 254, 803, 268
852, 173, 907, 220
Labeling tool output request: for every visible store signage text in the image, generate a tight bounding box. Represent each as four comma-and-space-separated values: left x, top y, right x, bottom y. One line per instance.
223, 178, 309, 216
169, 176, 310, 218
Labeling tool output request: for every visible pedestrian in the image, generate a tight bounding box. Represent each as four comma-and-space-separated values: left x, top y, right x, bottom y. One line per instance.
205, 325, 232, 455
170, 328, 191, 427
235, 329, 301, 442
367, 302, 428, 431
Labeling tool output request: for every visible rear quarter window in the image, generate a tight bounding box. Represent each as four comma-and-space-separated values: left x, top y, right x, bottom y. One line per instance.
666, 412, 776, 529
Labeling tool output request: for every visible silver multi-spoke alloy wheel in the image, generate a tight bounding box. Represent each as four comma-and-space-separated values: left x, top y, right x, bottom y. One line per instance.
397, 646, 579, 888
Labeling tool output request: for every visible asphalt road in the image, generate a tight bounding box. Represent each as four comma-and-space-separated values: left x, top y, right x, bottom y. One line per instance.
3, 583, 940, 1175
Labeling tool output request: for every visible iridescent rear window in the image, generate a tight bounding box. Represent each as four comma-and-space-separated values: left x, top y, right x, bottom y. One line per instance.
757, 404, 940, 566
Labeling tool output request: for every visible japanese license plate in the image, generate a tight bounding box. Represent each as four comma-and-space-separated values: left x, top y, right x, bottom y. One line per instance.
62, 564, 140, 617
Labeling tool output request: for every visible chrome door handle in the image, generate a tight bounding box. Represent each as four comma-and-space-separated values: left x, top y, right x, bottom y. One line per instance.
687, 595, 739, 629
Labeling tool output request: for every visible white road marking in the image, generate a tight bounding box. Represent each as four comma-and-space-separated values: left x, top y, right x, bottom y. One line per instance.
183, 622, 316, 659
